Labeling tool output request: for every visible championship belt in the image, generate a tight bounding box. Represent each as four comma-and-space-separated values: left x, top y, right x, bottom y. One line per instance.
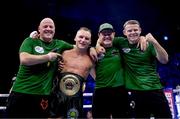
59, 74, 80, 96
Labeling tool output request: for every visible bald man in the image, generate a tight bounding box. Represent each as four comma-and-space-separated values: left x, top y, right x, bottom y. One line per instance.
6, 17, 74, 118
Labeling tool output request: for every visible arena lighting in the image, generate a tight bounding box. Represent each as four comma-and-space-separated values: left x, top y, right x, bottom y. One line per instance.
163, 36, 168, 40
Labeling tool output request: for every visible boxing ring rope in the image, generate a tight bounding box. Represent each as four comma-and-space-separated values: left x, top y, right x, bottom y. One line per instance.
83, 93, 93, 108
0, 94, 9, 97
0, 93, 93, 110
1, 89, 180, 118
0, 94, 9, 110
173, 87, 180, 118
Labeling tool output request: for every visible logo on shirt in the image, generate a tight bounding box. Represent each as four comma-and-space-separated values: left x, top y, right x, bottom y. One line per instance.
111, 50, 119, 56
122, 48, 131, 53
35, 46, 44, 53
67, 108, 79, 119
40, 98, 48, 110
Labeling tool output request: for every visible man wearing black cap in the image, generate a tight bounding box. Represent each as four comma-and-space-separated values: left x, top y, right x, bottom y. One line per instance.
92, 23, 129, 118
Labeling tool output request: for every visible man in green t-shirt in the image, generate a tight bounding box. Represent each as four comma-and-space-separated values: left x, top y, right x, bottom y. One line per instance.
6, 17, 74, 118
92, 23, 129, 118
113, 20, 172, 118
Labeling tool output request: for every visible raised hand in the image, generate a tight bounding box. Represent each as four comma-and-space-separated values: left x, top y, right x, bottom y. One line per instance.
29, 31, 39, 39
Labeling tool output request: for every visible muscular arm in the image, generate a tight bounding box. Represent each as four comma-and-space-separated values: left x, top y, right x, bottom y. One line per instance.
89, 66, 96, 80
29, 31, 97, 61
146, 33, 168, 64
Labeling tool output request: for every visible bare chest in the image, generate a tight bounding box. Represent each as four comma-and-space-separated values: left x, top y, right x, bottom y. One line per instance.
62, 51, 93, 76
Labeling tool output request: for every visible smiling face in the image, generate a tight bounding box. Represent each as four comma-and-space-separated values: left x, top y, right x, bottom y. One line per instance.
74, 27, 91, 50
123, 20, 142, 44
38, 18, 55, 42
99, 29, 115, 48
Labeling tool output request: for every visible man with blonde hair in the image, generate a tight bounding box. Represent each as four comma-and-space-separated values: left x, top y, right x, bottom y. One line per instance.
49, 27, 95, 118
115, 20, 171, 118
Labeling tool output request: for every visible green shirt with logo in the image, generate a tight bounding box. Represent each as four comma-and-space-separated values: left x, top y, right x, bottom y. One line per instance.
113, 37, 162, 90
12, 37, 73, 95
95, 47, 124, 89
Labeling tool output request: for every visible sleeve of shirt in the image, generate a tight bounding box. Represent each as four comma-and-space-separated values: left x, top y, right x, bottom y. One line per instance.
57, 40, 74, 53
19, 37, 34, 53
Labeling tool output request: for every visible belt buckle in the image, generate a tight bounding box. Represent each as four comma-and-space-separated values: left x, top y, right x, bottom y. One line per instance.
59, 74, 80, 96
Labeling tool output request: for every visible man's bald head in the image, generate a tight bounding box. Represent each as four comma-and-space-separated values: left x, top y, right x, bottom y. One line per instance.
39, 18, 55, 28
38, 17, 55, 42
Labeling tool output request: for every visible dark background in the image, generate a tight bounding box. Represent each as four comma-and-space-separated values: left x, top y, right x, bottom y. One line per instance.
1, 0, 180, 93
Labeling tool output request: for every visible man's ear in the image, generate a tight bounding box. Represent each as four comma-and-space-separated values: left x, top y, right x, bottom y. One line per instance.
123, 29, 126, 36
74, 34, 77, 42
139, 27, 142, 34
112, 32, 115, 36
38, 26, 41, 33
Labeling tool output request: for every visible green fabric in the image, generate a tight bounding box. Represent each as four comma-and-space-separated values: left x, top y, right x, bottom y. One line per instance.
95, 47, 124, 89
113, 37, 162, 90
12, 37, 73, 95
99, 23, 114, 32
